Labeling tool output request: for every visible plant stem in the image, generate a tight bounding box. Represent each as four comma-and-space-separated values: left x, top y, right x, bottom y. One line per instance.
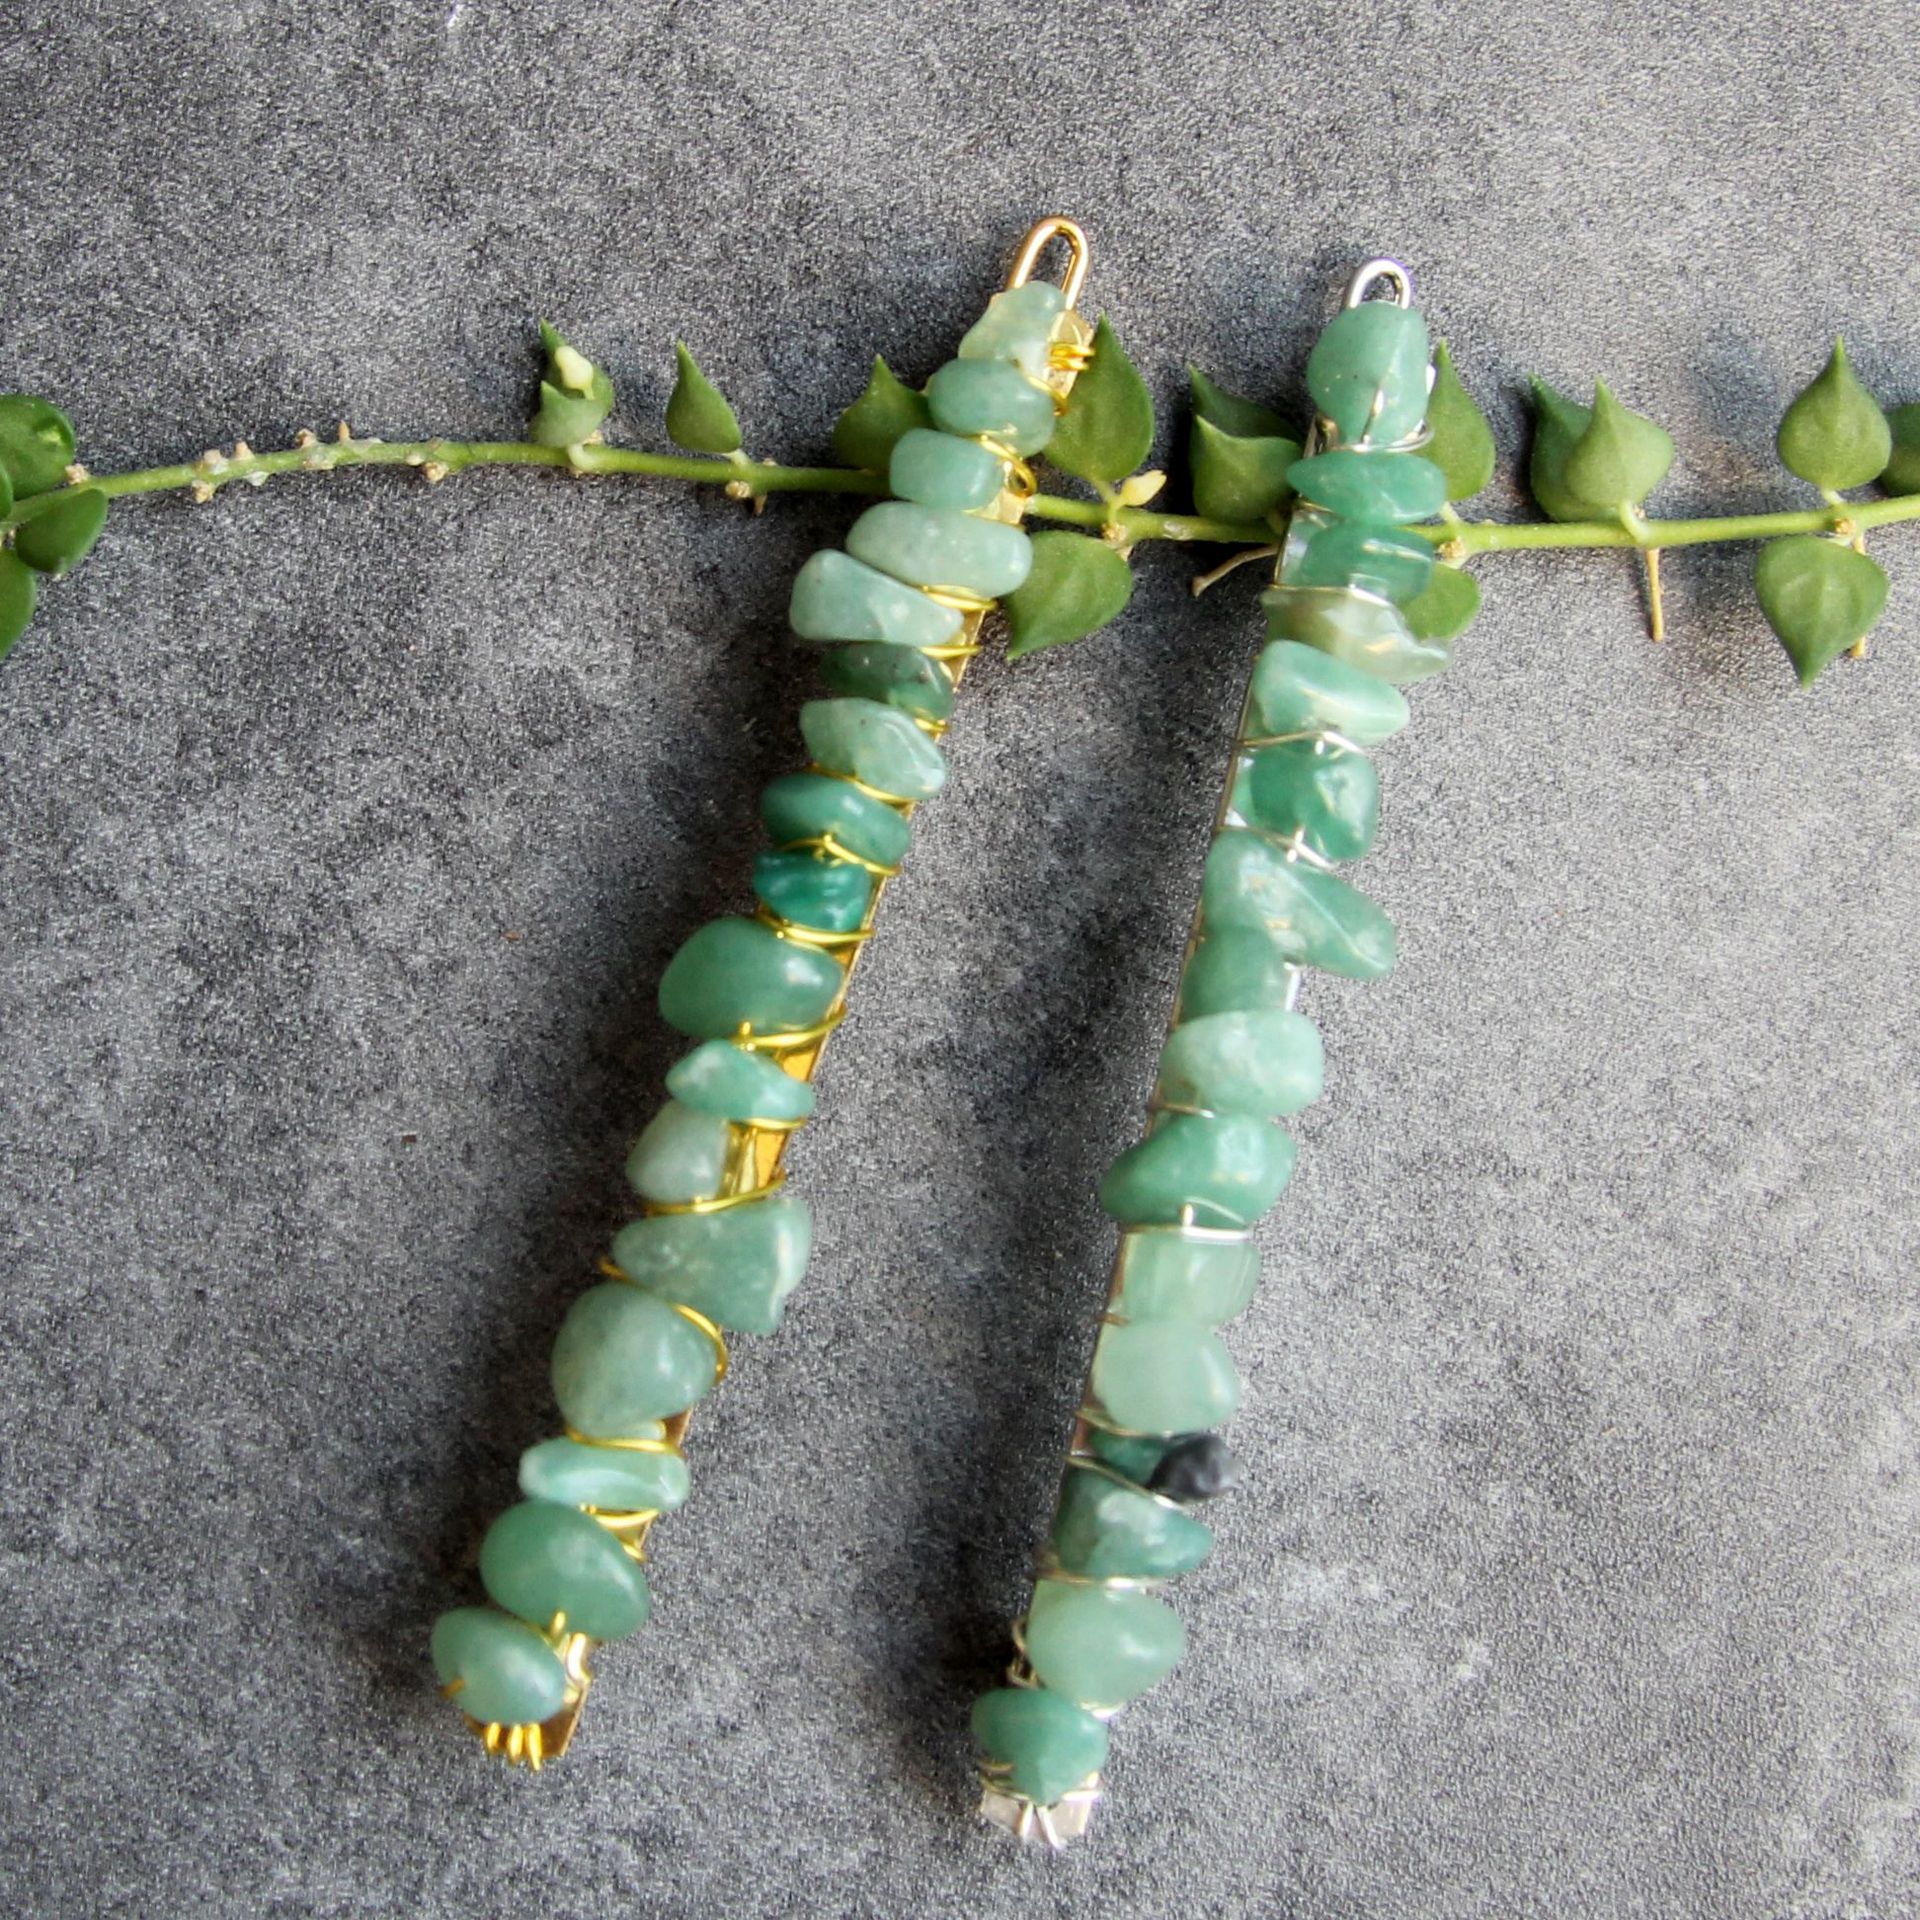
9, 433, 1920, 562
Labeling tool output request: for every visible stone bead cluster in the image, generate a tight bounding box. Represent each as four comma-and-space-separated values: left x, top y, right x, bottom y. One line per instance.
975, 286, 1451, 1823
432, 278, 1078, 1750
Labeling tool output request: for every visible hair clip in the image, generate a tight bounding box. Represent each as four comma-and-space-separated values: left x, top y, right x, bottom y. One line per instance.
429, 217, 1096, 1768
973, 258, 1458, 1845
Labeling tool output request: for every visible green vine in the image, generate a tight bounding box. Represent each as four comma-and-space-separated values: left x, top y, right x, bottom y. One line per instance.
2, 314, 1916, 686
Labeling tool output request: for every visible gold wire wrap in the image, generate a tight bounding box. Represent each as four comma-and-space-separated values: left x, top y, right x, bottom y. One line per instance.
473, 216, 1095, 1772
802, 760, 921, 808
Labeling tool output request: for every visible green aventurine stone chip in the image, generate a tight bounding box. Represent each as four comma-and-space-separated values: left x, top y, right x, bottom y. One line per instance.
657, 917, 846, 1040
479, 1500, 653, 1641
789, 550, 963, 650
888, 427, 1006, 511
925, 357, 1058, 456
972, 1685, 1109, 1808
1230, 739, 1380, 863
1050, 1466, 1214, 1580
551, 1282, 719, 1434
610, 1193, 813, 1336
752, 848, 874, 933
1089, 1319, 1243, 1434
1305, 299, 1432, 447
665, 1039, 814, 1124
1262, 585, 1452, 685
431, 1607, 571, 1727
1154, 1007, 1324, 1118
518, 1435, 690, 1514
1177, 926, 1299, 1021
957, 279, 1067, 381
760, 773, 910, 872
817, 641, 955, 723
1287, 447, 1448, 521
1086, 1428, 1172, 1483
1022, 1579, 1187, 1711
1099, 1112, 1297, 1229
1248, 640, 1411, 744
1203, 831, 1397, 981
799, 697, 948, 801
1111, 1229, 1262, 1325
624, 1099, 734, 1206
1282, 511, 1436, 604
846, 502, 1034, 600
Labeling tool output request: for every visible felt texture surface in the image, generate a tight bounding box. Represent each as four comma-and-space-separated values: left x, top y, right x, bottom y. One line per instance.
2, 3, 1919, 1914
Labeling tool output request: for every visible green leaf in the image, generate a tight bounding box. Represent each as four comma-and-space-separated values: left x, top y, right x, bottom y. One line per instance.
1188, 366, 1286, 439
1003, 531, 1134, 658
0, 550, 36, 663
1527, 377, 1598, 522
1425, 343, 1496, 501
1560, 383, 1674, 515
530, 324, 614, 448
1754, 536, 1888, 686
1880, 403, 1920, 496
665, 343, 742, 455
14, 486, 108, 576
1049, 317, 1154, 485
830, 356, 931, 471
1777, 340, 1891, 492
0, 460, 13, 521
0, 395, 75, 499
1399, 561, 1481, 642
1189, 416, 1300, 525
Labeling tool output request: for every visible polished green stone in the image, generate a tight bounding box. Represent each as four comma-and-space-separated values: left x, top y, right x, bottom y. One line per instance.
1262, 584, 1451, 684
1051, 1466, 1214, 1579
1230, 739, 1379, 862
846, 503, 1033, 600
1305, 300, 1431, 446
1089, 1319, 1243, 1434
957, 279, 1066, 381
1099, 1112, 1296, 1229
752, 848, 873, 933
657, 917, 845, 1040
1248, 639, 1411, 744
1203, 831, 1397, 980
1022, 1579, 1187, 1711
610, 1193, 813, 1336
1288, 448, 1447, 521
550, 1281, 719, 1434
1154, 1007, 1324, 1117
789, 550, 962, 650
1176, 926, 1300, 1020
1086, 1428, 1172, 1483
760, 772, 911, 871
431, 1607, 570, 1726
972, 1685, 1108, 1807
624, 1099, 734, 1206
1111, 1229, 1262, 1325
817, 641, 955, 723
888, 427, 1005, 511
479, 1500, 652, 1641
1283, 510, 1435, 604
665, 1039, 814, 1125
925, 357, 1057, 456
800, 696, 948, 801
518, 1434, 690, 1514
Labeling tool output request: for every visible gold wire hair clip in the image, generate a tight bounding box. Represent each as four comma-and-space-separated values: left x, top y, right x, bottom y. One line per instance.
430, 217, 1096, 1767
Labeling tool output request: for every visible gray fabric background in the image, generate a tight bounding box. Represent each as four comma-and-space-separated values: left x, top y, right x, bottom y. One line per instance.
2, 3, 1918, 1914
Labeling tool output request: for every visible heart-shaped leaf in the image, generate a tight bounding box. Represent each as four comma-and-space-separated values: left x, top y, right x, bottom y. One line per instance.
1003, 530, 1133, 659
1527, 378, 1599, 521
1189, 415, 1300, 525
530, 323, 614, 448
0, 550, 37, 662
1188, 367, 1286, 439
1881, 403, 1920, 496
0, 395, 75, 499
831, 356, 931, 472
1754, 535, 1888, 686
1049, 317, 1154, 486
1560, 383, 1673, 515
665, 343, 742, 455
1399, 560, 1480, 642
1425, 343, 1496, 502
14, 486, 108, 576
1778, 340, 1890, 492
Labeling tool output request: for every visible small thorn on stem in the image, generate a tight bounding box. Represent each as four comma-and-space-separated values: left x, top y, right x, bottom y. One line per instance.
63, 461, 90, 485
1849, 637, 1869, 659
423, 461, 450, 484
335, 421, 352, 443
1641, 547, 1666, 642
293, 428, 318, 449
